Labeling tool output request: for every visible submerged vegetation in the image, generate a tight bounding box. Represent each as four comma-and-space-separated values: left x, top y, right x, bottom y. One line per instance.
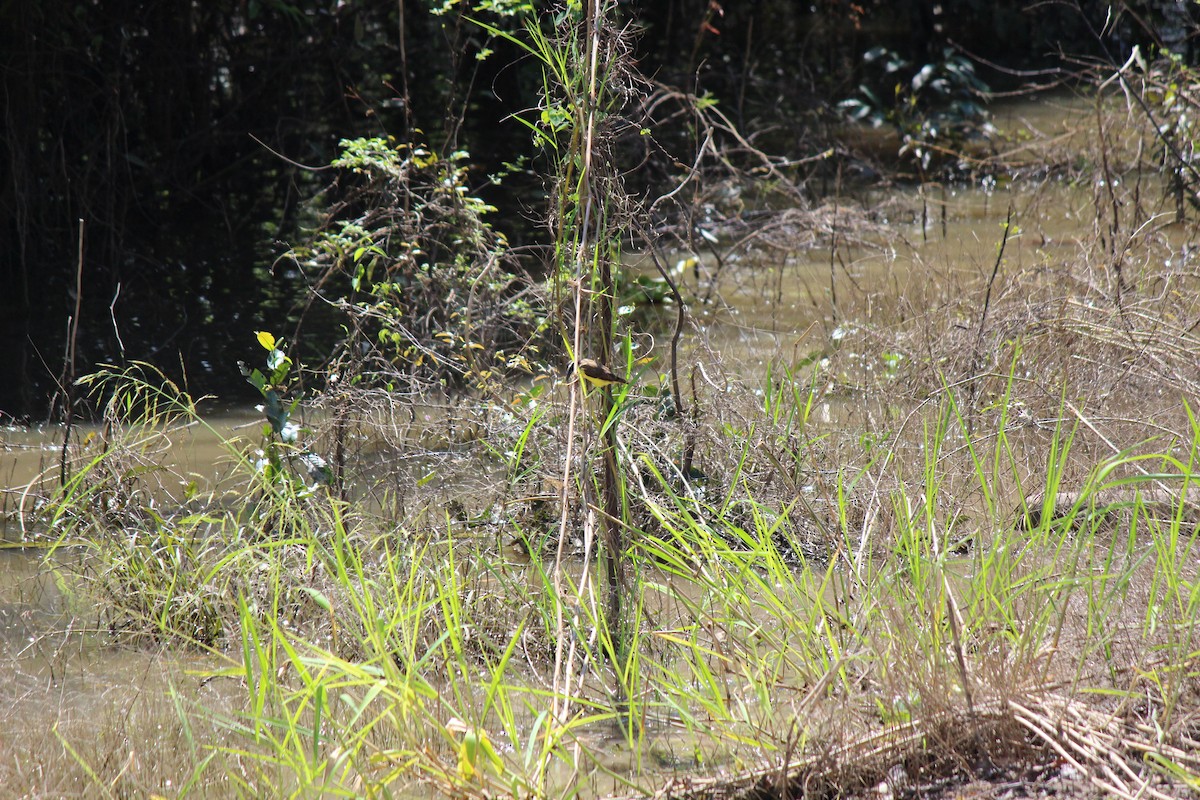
7, 3, 1200, 799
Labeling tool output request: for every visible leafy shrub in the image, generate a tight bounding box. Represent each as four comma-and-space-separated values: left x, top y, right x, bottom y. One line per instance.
839, 47, 991, 170
291, 137, 552, 395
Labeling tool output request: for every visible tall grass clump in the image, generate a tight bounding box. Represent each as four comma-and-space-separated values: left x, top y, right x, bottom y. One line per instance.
31, 311, 1200, 797
612, 368, 1200, 795
39, 362, 232, 645
210, 3, 661, 792
37, 342, 353, 648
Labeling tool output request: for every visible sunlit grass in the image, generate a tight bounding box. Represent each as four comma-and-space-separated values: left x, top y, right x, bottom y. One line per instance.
11, 334, 1200, 799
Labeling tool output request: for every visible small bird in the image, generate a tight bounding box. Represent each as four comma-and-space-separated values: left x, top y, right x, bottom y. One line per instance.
575, 358, 627, 389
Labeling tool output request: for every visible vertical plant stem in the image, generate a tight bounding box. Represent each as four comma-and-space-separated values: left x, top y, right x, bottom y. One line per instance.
583, 0, 627, 671
59, 218, 85, 489
975, 203, 1013, 344
940, 183, 948, 238
965, 203, 1013, 436
919, 174, 928, 244
396, 0, 412, 138
333, 390, 348, 501
551, 284, 584, 717
830, 162, 840, 319
1094, 95, 1125, 309
635, 224, 693, 474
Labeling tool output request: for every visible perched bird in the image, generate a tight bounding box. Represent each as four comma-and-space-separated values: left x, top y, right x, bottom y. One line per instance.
575, 358, 627, 389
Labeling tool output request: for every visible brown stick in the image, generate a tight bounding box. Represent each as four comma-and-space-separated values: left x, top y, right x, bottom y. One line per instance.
965, 203, 1013, 436
1018, 485, 1200, 528
634, 222, 687, 417
59, 218, 85, 489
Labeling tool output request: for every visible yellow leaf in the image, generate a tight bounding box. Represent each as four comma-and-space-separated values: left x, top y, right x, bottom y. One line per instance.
457, 738, 477, 780
454, 726, 502, 781
255, 331, 277, 350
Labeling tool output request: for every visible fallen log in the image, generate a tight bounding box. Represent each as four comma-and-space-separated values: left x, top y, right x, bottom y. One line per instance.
1017, 486, 1200, 528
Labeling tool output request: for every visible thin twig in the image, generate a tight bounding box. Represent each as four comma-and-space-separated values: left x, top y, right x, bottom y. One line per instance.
59, 218, 85, 489
964, 203, 1014, 436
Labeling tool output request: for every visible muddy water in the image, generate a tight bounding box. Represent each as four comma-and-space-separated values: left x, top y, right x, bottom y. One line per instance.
1, 412, 263, 521
0, 547, 243, 795
685, 183, 1118, 378
0, 93, 1169, 792
674, 91, 1169, 380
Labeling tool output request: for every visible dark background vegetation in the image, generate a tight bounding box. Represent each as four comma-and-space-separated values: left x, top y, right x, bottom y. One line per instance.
0, 0, 1186, 420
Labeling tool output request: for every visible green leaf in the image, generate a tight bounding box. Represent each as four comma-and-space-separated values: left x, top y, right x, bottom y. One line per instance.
300, 586, 332, 612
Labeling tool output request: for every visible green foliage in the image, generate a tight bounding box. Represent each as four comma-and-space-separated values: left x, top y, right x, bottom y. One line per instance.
29, 345, 1200, 795
431, 0, 534, 17
839, 47, 991, 170
40, 359, 346, 644
89, 510, 228, 645
240, 330, 332, 491
1143, 48, 1200, 213
41, 364, 229, 643
294, 137, 550, 394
